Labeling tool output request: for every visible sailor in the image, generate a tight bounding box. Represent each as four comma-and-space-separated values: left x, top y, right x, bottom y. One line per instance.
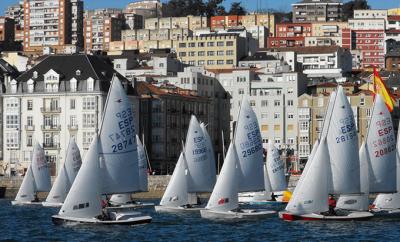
32, 194, 39, 202
328, 194, 337, 216
269, 193, 278, 202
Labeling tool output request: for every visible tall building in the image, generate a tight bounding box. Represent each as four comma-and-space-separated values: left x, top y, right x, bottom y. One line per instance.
84, 9, 124, 52
1, 54, 137, 176
23, 0, 84, 52
71, 0, 84, 48
5, 1, 24, 42
268, 23, 312, 48
292, 0, 343, 23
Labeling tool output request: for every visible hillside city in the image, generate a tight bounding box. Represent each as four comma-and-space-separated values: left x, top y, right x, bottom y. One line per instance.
0, 0, 398, 177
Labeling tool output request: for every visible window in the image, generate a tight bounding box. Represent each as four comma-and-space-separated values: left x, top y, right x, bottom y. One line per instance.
226, 50, 234, 56
70, 78, 77, 92
207, 60, 215, 65
360, 97, 365, 106
198, 51, 205, 56
27, 79, 34, 93
70, 115, 77, 126
274, 100, 280, 106
87, 78, 94, 92
217, 60, 224, 65
288, 113, 294, 119
207, 51, 214, 56
318, 97, 324, 107
198, 42, 205, 47
83, 97, 96, 110
27, 100, 33, 111
261, 125, 268, 131
178, 43, 186, 48
6, 115, 19, 129
238, 89, 244, 95
189, 51, 195, 56
227, 60, 234, 64
217, 41, 224, 46
179, 52, 186, 57
217, 51, 224, 56
366, 108, 371, 117
274, 112, 280, 119
287, 100, 294, 106
274, 138, 281, 144
300, 136, 309, 143
277, 90, 282, 95
198, 60, 204, 66
189, 42, 195, 47
76, 70, 81, 76
226, 41, 234, 46
287, 88, 294, 94
261, 100, 268, 107
27, 116, 33, 126
83, 113, 96, 128
27, 134, 33, 147
70, 99, 76, 109
250, 100, 256, 106
207, 42, 214, 47
83, 132, 96, 145
261, 113, 268, 119
6, 132, 19, 148
300, 121, 309, 131
287, 138, 295, 144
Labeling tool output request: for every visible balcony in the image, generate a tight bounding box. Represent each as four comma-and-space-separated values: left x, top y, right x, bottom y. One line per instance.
41, 125, 61, 131
68, 124, 78, 131
41, 107, 61, 113
43, 142, 60, 150
25, 125, 35, 131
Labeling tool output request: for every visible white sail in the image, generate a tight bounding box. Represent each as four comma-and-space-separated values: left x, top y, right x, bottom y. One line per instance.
234, 98, 264, 192
31, 142, 51, 192
286, 139, 329, 215
159, 152, 189, 207
263, 163, 272, 193
184, 116, 214, 192
46, 138, 82, 204
59, 136, 102, 218
110, 193, 132, 205
336, 143, 370, 211
374, 121, 400, 209
366, 94, 396, 193
14, 165, 36, 203
266, 143, 287, 192
99, 77, 139, 194
206, 143, 239, 212
200, 122, 217, 188
137, 135, 148, 192
320, 91, 337, 139
326, 86, 360, 194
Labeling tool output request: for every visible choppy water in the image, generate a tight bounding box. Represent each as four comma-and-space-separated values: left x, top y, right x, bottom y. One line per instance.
1, 199, 399, 241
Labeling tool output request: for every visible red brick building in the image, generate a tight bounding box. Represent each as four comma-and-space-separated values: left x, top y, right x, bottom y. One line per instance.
342, 28, 385, 69
268, 23, 312, 48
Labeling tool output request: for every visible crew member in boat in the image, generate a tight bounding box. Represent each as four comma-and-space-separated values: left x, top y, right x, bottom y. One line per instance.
32, 194, 39, 202
328, 194, 337, 216
269, 193, 278, 202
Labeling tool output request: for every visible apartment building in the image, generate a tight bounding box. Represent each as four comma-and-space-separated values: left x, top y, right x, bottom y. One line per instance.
292, 0, 343, 23
387, 15, 400, 30
353, 9, 387, 24
297, 89, 374, 166
210, 14, 276, 36
145, 16, 208, 30
5, 1, 24, 42
268, 23, 312, 48
71, 0, 84, 48
305, 21, 348, 47
0, 18, 15, 43
1, 54, 138, 176
125, 0, 162, 19
84, 10, 124, 52
174, 33, 247, 68
23, 0, 84, 52
123, 13, 144, 30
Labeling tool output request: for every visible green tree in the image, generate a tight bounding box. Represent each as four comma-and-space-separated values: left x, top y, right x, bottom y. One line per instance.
228, 2, 246, 15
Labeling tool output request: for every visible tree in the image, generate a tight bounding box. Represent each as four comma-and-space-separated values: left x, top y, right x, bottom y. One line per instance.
162, 0, 226, 17
342, 0, 370, 21
228, 2, 246, 15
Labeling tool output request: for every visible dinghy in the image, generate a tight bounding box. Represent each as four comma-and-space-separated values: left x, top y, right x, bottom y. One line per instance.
155, 116, 216, 212
12, 142, 51, 205
337, 95, 397, 215
279, 87, 373, 221
200, 143, 276, 220
239, 142, 289, 205
52, 76, 152, 225
201, 99, 276, 220
43, 138, 82, 207
107, 135, 154, 211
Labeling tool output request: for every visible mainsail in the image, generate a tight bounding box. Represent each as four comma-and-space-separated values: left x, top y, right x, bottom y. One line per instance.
31, 142, 51, 192
266, 143, 287, 192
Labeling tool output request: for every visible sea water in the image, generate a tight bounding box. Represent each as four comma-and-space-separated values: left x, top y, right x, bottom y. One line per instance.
1, 199, 399, 241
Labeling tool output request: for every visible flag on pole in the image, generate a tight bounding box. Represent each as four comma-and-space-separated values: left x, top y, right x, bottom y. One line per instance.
373, 68, 396, 112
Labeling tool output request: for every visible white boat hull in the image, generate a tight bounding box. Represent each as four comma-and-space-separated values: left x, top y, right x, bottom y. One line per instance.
200, 209, 276, 220
154, 205, 203, 213
238, 191, 286, 204
42, 202, 63, 207
279, 211, 373, 221
106, 202, 155, 212
11, 201, 43, 206
371, 208, 400, 218
52, 212, 152, 225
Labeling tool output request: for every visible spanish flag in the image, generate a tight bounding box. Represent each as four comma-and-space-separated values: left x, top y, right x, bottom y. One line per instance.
373, 68, 396, 112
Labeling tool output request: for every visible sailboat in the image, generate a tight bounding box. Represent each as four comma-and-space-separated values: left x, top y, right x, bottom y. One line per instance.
52, 76, 152, 225
279, 87, 373, 221
239, 143, 288, 205
12, 142, 51, 205
200, 98, 276, 220
42, 138, 82, 207
108, 135, 154, 211
155, 115, 216, 212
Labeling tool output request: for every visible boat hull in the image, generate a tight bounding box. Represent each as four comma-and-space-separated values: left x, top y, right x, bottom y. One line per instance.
279, 211, 373, 221
51, 214, 152, 225
200, 209, 276, 220
106, 202, 155, 212
371, 208, 400, 218
154, 205, 203, 213
11, 201, 43, 206
42, 202, 63, 207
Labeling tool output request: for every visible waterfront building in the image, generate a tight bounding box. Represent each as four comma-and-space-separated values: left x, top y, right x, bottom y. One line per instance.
1, 54, 137, 176
292, 0, 343, 23
23, 0, 84, 52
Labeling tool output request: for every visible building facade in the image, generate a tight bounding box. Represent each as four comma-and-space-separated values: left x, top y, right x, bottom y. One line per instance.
125, 0, 162, 19
268, 23, 312, 48
292, 0, 343, 23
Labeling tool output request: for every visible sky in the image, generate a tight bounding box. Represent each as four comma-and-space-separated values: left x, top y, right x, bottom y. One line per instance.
0, 0, 400, 15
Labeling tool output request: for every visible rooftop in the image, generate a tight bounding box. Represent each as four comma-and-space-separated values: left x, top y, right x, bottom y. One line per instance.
265, 45, 341, 54
241, 53, 278, 62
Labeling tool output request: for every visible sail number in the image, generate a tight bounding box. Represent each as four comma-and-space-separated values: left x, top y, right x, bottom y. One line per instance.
111, 138, 133, 153
335, 118, 356, 144
241, 143, 262, 158
374, 144, 396, 158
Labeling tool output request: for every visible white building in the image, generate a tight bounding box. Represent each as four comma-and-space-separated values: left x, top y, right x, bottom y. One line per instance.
2, 54, 138, 176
